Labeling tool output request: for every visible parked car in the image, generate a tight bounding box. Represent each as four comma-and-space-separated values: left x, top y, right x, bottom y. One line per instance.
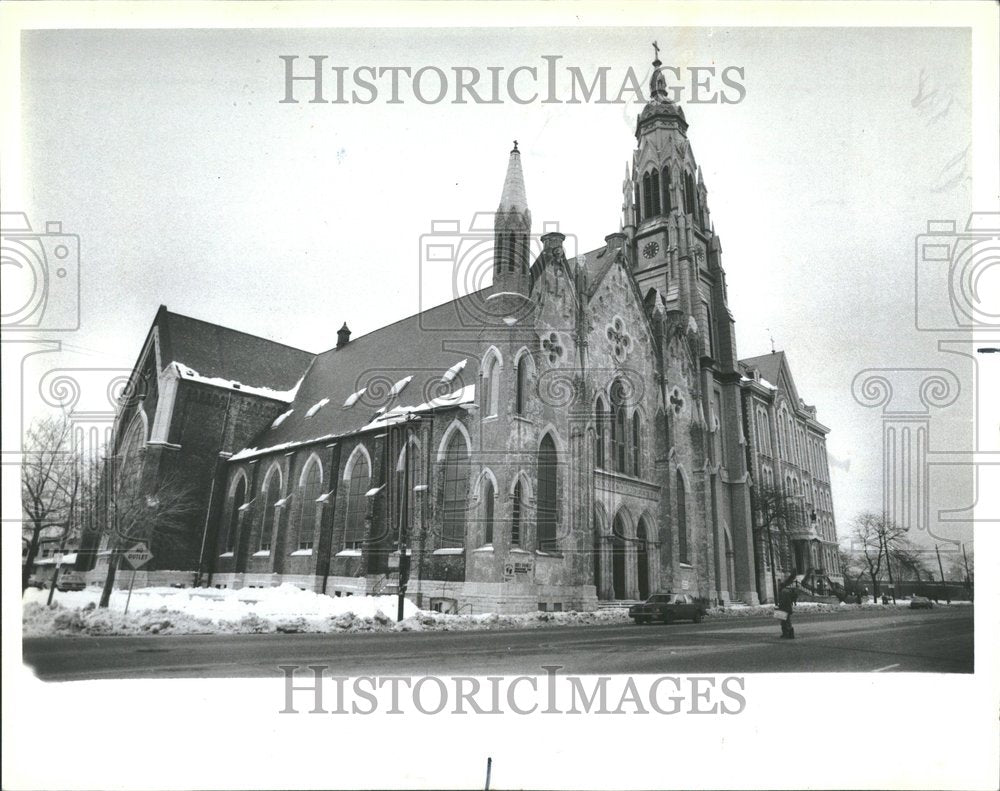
56, 570, 86, 592
629, 593, 706, 624
909, 595, 934, 610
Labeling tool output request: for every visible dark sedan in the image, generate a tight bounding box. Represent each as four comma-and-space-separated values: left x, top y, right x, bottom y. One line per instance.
909, 595, 934, 609
629, 593, 707, 624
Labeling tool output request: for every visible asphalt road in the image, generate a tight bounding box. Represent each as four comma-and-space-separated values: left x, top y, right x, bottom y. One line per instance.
23, 606, 973, 680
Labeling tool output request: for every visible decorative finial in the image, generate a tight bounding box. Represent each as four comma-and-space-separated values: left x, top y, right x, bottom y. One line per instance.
767, 328, 775, 354
512, 139, 519, 153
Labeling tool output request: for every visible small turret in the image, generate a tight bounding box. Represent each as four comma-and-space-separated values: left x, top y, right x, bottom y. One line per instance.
336, 322, 351, 349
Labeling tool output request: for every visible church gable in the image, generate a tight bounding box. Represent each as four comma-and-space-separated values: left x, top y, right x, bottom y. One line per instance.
585, 251, 656, 374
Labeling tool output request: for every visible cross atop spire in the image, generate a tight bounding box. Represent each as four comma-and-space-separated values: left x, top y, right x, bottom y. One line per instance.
498, 141, 528, 215
652, 40, 660, 64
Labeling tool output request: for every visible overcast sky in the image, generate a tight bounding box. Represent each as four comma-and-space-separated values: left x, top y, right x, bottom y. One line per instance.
14, 25, 976, 548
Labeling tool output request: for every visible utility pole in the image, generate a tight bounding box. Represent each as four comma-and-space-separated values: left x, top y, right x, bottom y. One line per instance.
962, 542, 973, 601
397, 417, 412, 622
935, 544, 950, 604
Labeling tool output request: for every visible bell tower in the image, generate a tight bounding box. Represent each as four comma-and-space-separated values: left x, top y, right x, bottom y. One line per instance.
493, 141, 531, 297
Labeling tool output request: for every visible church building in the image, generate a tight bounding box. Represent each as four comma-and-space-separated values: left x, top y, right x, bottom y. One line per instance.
84, 52, 840, 612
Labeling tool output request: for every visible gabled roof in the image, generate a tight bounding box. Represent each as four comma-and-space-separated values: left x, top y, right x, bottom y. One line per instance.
573, 244, 619, 298
156, 308, 314, 394
234, 293, 486, 459
740, 351, 785, 392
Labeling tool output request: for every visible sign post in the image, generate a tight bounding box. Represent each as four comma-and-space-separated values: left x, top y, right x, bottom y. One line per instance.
46, 552, 64, 606
122, 543, 153, 616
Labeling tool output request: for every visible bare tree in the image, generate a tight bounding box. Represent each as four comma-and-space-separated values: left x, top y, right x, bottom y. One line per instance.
21, 415, 82, 593
749, 480, 799, 602
889, 537, 930, 582
850, 511, 906, 602
838, 546, 866, 593
96, 453, 198, 608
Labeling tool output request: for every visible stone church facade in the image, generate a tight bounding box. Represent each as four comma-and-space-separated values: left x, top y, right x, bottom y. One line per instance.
86, 53, 840, 612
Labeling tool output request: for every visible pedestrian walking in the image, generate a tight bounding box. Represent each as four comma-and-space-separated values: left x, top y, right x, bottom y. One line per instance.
776, 580, 798, 639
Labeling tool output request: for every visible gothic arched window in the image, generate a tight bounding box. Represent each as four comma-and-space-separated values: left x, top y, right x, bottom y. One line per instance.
662, 165, 672, 213
515, 356, 528, 415
632, 411, 642, 477
650, 169, 661, 216
441, 432, 469, 548
258, 466, 282, 553
482, 355, 500, 417
482, 478, 495, 545
610, 379, 628, 474
511, 479, 523, 548
677, 470, 689, 564
537, 434, 558, 552
225, 476, 246, 553
297, 459, 322, 551
594, 398, 607, 469
344, 451, 370, 549
642, 173, 652, 222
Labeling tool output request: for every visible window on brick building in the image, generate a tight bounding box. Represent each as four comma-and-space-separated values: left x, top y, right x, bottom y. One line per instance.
225, 476, 246, 553
441, 432, 469, 548
677, 471, 689, 564
537, 433, 558, 552
482, 355, 500, 417
344, 451, 370, 550
297, 459, 322, 551
594, 398, 607, 469
662, 165, 672, 213
515, 356, 528, 415
258, 466, 282, 553
482, 478, 495, 545
512, 479, 523, 548
611, 379, 628, 474
632, 411, 642, 477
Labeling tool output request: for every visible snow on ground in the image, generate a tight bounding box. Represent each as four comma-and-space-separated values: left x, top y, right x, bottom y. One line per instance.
21, 586, 970, 638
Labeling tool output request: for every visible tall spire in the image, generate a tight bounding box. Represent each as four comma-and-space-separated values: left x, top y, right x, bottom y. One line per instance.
498, 140, 528, 215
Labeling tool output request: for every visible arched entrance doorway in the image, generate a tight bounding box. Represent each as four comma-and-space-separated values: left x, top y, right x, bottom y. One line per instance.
612, 513, 627, 600
636, 519, 650, 600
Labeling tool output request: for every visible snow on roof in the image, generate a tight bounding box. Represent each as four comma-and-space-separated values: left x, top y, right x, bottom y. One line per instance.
173, 362, 302, 403
230, 435, 338, 462
271, 409, 294, 429
343, 387, 366, 408
388, 375, 413, 397
441, 358, 467, 384
305, 397, 330, 418
35, 552, 78, 566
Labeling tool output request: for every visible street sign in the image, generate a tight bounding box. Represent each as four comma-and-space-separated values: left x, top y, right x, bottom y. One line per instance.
124, 543, 153, 570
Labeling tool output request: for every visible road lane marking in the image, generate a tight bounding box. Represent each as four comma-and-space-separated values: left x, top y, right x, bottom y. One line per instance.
872, 663, 900, 672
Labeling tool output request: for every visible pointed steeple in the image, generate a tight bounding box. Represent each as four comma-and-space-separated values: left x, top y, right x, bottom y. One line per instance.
498, 140, 529, 216
494, 141, 531, 297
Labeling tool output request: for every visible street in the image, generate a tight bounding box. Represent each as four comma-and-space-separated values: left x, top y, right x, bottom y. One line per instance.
23, 606, 973, 680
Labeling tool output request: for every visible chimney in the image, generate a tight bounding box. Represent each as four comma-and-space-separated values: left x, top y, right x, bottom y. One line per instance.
540, 231, 565, 252
337, 322, 351, 349
604, 232, 626, 256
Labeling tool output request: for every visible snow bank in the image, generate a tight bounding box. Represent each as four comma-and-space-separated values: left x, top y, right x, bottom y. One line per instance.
22, 585, 965, 639
22, 585, 420, 637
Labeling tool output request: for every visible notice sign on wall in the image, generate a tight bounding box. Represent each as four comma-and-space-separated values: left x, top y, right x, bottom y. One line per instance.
503, 560, 533, 582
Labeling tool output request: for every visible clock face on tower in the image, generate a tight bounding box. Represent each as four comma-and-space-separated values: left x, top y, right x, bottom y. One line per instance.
642, 241, 659, 259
